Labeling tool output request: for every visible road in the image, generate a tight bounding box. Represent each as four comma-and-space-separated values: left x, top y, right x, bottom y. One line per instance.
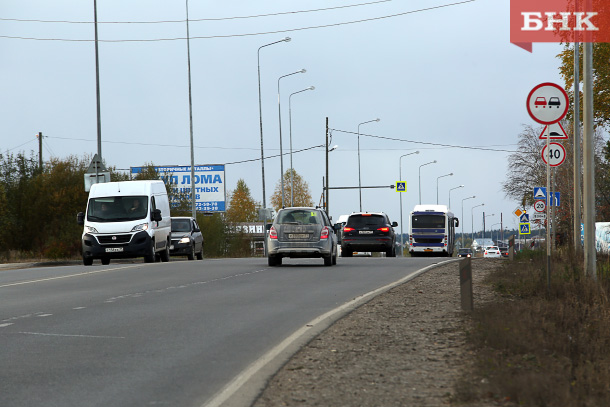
0, 256, 443, 407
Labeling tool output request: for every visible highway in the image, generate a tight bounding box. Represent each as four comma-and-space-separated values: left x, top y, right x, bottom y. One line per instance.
0, 256, 445, 407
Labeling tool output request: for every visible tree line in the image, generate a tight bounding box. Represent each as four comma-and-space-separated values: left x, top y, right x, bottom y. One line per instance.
0, 152, 313, 260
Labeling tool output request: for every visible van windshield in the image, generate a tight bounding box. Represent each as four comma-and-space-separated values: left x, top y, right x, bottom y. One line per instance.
87, 196, 148, 222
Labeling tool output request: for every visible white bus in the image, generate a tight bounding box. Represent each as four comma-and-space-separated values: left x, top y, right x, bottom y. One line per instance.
409, 205, 459, 257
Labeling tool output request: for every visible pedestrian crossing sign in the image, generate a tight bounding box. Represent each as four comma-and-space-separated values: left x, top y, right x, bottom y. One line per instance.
396, 181, 406, 192
519, 223, 531, 235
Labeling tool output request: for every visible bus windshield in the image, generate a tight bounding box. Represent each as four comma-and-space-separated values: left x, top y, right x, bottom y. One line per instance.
412, 214, 445, 229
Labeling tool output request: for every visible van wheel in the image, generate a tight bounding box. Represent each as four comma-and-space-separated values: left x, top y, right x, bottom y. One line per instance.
101, 258, 110, 265
196, 245, 203, 260
83, 256, 93, 266
144, 240, 155, 263
160, 240, 170, 262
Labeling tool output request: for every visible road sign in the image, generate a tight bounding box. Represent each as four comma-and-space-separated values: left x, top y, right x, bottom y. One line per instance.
547, 192, 560, 207
534, 200, 546, 212
532, 213, 546, 221
526, 83, 569, 125
513, 207, 525, 217
533, 187, 546, 200
396, 181, 406, 192
519, 223, 531, 235
519, 213, 530, 223
539, 122, 569, 140
541, 142, 566, 167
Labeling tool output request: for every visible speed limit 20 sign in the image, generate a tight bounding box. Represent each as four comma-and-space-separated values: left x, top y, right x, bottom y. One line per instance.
540, 142, 566, 167
534, 200, 546, 213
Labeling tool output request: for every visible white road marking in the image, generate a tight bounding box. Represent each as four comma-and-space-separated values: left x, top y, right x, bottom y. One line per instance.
0, 264, 145, 288
0, 323, 14, 328
36, 314, 53, 317
73, 307, 86, 310
17, 332, 125, 339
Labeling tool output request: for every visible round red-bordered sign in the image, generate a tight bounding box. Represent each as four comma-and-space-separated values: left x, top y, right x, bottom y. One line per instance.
526, 83, 569, 125
534, 200, 546, 213
540, 142, 566, 167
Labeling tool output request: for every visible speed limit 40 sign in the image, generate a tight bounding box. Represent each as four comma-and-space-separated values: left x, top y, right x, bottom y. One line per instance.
540, 142, 566, 167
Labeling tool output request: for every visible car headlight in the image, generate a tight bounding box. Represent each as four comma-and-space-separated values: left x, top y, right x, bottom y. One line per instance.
179, 237, 191, 244
85, 226, 99, 234
131, 223, 149, 232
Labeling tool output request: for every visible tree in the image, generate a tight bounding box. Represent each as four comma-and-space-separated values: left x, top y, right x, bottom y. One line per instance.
133, 163, 191, 214
270, 169, 314, 211
558, 43, 610, 130
226, 179, 259, 223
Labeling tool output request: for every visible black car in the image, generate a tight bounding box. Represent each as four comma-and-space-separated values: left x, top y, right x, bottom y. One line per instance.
457, 248, 473, 258
340, 212, 398, 257
170, 217, 204, 260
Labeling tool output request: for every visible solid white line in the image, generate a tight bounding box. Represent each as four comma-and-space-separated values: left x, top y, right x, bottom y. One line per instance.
17, 332, 125, 339
0, 264, 144, 288
0, 323, 14, 328
201, 259, 457, 407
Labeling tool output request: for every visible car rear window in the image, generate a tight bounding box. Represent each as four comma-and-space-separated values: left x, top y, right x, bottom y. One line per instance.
278, 210, 321, 225
346, 214, 386, 227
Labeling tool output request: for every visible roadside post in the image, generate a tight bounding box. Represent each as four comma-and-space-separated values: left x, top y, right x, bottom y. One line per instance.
459, 257, 473, 312
509, 235, 515, 261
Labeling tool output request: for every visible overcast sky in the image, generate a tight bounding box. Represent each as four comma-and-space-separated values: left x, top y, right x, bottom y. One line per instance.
1, 0, 570, 236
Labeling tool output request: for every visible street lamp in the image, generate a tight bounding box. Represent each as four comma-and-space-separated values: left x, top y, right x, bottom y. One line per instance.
483, 213, 495, 239
436, 173, 453, 204
461, 195, 475, 247
288, 86, 315, 206
357, 118, 380, 211
491, 222, 501, 243
399, 151, 420, 256
448, 185, 464, 209
277, 68, 306, 208
418, 160, 437, 205
471, 203, 484, 246
257, 36, 290, 211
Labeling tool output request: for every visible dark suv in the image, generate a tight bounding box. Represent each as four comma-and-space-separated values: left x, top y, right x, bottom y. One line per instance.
341, 212, 398, 257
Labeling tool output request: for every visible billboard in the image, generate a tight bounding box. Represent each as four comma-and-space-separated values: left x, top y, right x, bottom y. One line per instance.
130, 165, 226, 212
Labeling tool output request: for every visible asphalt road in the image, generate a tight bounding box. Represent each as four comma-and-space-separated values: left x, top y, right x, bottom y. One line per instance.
0, 256, 443, 407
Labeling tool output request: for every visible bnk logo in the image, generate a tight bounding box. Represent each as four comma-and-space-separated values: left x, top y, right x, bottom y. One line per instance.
510, 0, 610, 52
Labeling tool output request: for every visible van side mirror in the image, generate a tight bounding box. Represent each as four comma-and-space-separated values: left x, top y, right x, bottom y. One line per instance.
152, 209, 162, 222
77, 212, 84, 226
333, 223, 342, 232
455, 218, 460, 227
391, 221, 398, 227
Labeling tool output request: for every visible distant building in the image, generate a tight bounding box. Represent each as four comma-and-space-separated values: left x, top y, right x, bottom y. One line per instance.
472, 238, 494, 251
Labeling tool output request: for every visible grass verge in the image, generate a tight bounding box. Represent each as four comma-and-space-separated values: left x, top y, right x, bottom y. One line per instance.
455, 250, 610, 406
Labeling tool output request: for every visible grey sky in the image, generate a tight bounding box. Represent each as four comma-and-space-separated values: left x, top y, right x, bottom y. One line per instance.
1, 0, 568, 236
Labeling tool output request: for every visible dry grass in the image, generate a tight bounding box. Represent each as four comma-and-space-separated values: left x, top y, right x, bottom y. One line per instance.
457, 250, 610, 406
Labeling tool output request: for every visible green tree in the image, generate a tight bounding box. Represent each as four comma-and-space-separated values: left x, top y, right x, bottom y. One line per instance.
558, 43, 610, 130
270, 169, 313, 211
226, 179, 259, 223
132, 163, 191, 214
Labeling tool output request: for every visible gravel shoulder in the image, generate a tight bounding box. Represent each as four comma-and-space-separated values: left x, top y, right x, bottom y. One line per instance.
253, 259, 501, 407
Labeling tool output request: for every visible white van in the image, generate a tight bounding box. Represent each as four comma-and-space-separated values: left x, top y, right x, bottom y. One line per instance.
77, 180, 171, 265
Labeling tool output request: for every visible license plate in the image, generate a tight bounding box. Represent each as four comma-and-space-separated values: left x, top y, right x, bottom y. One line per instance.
359, 231, 374, 234
288, 234, 309, 239
105, 247, 124, 253
424, 249, 433, 252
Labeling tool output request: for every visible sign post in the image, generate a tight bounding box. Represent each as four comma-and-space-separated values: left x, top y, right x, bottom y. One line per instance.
527, 82, 569, 291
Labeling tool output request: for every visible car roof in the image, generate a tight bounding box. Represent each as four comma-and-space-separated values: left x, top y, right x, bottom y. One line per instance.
349, 212, 387, 216
171, 216, 194, 220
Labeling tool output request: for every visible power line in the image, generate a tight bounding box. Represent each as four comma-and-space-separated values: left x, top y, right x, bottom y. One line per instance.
0, 1, 476, 42
0, 0, 393, 24
329, 128, 519, 153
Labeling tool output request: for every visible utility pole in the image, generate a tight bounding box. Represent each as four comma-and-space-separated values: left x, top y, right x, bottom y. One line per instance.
37, 132, 43, 170
573, 40, 582, 252
325, 117, 330, 216
583, 40, 596, 279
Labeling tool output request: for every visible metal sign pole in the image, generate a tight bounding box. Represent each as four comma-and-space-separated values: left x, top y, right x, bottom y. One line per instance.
546, 126, 551, 291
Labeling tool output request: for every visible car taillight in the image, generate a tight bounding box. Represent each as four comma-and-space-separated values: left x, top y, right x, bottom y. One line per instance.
320, 226, 330, 239
269, 226, 278, 240
343, 227, 354, 232
377, 227, 390, 232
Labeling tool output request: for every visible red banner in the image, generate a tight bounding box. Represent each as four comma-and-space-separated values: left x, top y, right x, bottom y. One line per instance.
510, 0, 610, 52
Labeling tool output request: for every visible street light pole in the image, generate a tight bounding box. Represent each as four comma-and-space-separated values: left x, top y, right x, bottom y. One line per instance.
288, 86, 315, 206
448, 185, 464, 209
257, 36, 290, 211
471, 203, 484, 246
483, 213, 495, 239
461, 196, 475, 247
399, 151, 419, 256
357, 118, 380, 211
277, 69, 306, 208
436, 173, 453, 205
418, 160, 437, 205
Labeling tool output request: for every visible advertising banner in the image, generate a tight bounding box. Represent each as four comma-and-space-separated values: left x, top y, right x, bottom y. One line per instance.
131, 165, 226, 212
